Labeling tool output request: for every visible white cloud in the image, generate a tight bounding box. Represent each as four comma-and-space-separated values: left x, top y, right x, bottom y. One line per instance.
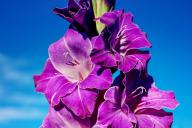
0, 53, 47, 124
0, 85, 46, 106
0, 85, 5, 95
0, 85, 47, 124
0, 107, 46, 123
0, 53, 36, 85
6, 94, 47, 105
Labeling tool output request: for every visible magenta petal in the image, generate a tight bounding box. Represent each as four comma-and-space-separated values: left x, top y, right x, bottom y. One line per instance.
118, 50, 151, 72
33, 59, 59, 93
91, 50, 116, 67
124, 28, 151, 49
63, 29, 92, 59
95, 101, 133, 128
91, 36, 105, 50
41, 106, 90, 128
135, 53, 150, 69
104, 86, 120, 103
90, 34, 116, 67
95, 86, 136, 128
117, 55, 138, 73
120, 13, 151, 49
116, 51, 150, 73
130, 52, 151, 71
80, 65, 112, 90
45, 76, 76, 106
135, 84, 179, 112
99, 10, 151, 49
33, 59, 76, 106
61, 87, 98, 119
98, 10, 120, 27
48, 29, 93, 82
136, 109, 173, 128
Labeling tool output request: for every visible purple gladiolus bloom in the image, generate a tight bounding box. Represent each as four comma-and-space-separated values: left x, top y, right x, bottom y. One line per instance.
91, 10, 151, 73
34, 29, 112, 119
33, 1, 179, 127
95, 83, 178, 128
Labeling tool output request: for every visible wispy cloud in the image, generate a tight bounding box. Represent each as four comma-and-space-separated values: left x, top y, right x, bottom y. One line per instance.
4, 93, 47, 106
0, 53, 35, 85
0, 107, 45, 123
0, 84, 47, 124
0, 85, 5, 95
0, 81, 46, 106
0, 53, 47, 124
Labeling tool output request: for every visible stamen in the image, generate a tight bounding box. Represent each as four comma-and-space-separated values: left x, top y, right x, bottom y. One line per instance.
65, 59, 79, 66
63, 52, 80, 66
126, 86, 147, 102
65, 61, 77, 66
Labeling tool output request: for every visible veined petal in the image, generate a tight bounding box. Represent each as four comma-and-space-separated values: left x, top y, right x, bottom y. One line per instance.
95, 101, 134, 128
41, 106, 90, 128
125, 50, 151, 72
45, 76, 76, 106
104, 86, 120, 104
61, 86, 98, 119
94, 86, 136, 128
114, 12, 151, 58
91, 36, 105, 50
33, 59, 76, 106
122, 28, 151, 50
80, 65, 112, 90
117, 55, 138, 73
116, 50, 150, 73
48, 29, 93, 82
91, 50, 116, 67
33, 59, 59, 93
135, 83, 179, 112
97, 10, 120, 27
136, 109, 173, 128
99, 11, 151, 49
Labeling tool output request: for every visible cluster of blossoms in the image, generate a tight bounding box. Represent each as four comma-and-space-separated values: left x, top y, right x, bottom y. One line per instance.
33, 0, 178, 128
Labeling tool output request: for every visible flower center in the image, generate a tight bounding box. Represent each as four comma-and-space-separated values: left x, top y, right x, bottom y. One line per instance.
126, 86, 147, 102
64, 52, 93, 82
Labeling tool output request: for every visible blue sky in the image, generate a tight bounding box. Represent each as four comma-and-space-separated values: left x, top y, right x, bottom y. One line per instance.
0, 0, 191, 127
